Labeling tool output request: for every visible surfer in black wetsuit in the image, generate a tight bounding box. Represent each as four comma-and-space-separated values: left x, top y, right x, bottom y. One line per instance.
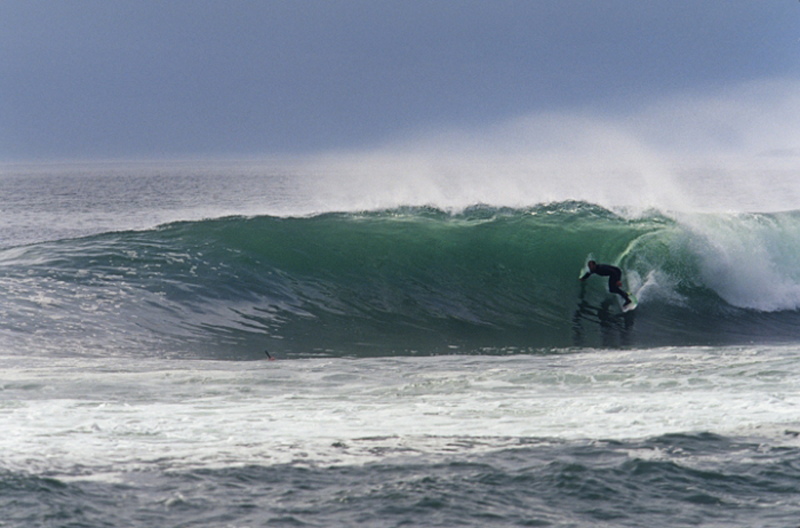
580, 260, 632, 307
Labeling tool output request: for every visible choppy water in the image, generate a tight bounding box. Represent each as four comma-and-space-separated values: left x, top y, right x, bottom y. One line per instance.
1, 162, 799, 527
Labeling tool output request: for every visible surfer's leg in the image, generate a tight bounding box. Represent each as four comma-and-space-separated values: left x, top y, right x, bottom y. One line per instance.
608, 279, 631, 304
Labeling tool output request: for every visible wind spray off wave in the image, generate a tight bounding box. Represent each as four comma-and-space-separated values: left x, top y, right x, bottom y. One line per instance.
299, 80, 800, 215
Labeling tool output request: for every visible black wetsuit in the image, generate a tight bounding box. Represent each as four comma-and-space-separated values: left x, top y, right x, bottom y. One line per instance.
581, 264, 631, 304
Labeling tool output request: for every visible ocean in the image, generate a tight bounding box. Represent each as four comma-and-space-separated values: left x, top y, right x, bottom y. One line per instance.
1, 160, 799, 527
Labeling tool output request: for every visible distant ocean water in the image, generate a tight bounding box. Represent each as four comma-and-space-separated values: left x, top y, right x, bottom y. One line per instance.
1, 161, 799, 527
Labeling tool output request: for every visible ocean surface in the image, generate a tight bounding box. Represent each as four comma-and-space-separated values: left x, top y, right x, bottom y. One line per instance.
1, 160, 800, 527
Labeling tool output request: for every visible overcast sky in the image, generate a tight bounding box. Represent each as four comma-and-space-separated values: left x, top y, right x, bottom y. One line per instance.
1, 1, 798, 162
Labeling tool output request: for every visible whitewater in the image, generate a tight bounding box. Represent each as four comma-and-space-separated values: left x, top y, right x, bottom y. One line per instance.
2, 100, 800, 528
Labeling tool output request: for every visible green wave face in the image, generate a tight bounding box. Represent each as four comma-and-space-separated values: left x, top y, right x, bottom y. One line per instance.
3, 203, 800, 358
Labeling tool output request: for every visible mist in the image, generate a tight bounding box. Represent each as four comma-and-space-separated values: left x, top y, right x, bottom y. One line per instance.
298, 79, 800, 214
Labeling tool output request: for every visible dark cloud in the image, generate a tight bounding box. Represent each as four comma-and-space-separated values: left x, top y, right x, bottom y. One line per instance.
1, 0, 798, 160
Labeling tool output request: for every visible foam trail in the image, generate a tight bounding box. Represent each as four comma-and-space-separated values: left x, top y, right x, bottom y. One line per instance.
2, 347, 799, 475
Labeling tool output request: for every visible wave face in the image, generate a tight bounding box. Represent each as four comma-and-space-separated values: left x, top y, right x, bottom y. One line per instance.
2, 202, 800, 358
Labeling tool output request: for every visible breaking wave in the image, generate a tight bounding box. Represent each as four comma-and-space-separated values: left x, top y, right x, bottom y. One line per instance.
2, 202, 800, 358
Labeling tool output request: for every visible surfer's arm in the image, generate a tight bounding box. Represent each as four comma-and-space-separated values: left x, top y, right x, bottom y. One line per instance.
579, 271, 592, 281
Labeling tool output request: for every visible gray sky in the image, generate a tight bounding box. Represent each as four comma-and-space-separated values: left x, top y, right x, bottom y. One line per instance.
1, 1, 798, 161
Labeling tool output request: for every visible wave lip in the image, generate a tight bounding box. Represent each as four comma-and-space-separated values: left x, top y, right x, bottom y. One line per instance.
2, 203, 800, 358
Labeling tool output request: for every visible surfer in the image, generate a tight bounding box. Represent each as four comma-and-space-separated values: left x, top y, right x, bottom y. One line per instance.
580, 261, 632, 308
